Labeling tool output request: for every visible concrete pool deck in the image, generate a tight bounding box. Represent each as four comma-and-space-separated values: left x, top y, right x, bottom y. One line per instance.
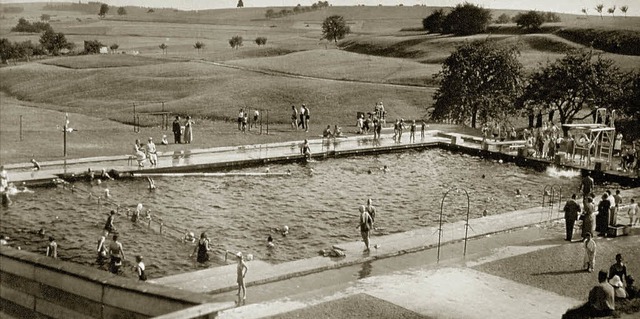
149, 188, 640, 296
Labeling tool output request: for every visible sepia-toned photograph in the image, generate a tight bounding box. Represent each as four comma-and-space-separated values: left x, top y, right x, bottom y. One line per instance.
0, 0, 639, 318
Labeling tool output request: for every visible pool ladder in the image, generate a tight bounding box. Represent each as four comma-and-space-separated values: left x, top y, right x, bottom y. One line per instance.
541, 184, 563, 221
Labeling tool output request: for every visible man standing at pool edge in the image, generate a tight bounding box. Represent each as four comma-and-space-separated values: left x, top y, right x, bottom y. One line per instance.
580, 172, 594, 211
563, 194, 581, 241
172, 116, 181, 144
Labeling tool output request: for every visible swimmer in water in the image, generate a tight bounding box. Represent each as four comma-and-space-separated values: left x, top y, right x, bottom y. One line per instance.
281, 225, 289, 236
267, 235, 275, 248
183, 232, 196, 244
104, 188, 111, 198
147, 177, 156, 190
382, 165, 389, 173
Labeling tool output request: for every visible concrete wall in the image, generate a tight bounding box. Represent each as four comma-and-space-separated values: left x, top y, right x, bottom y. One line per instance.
0, 247, 224, 319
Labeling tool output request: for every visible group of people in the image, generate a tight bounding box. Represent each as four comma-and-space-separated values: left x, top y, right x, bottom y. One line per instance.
133, 137, 160, 168
392, 119, 426, 143
172, 115, 194, 144
291, 104, 311, 132
564, 254, 637, 318
237, 108, 260, 133
98, 209, 147, 280
322, 125, 343, 138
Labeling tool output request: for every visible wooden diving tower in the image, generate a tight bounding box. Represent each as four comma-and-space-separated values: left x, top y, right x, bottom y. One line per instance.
562, 108, 616, 169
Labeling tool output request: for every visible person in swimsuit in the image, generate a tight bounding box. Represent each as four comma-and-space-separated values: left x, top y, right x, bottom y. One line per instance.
358, 205, 373, 251
236, 252, 248, 303
146, 137, 158, 167
409, 120, 416, 143
365, 198, 377, 224
191, 232, 210, 263
135, 255, 147, 281
104, 210, 117, 234
291, 105, 298, 129
108, 234, 125, 274
301, 139, 311, 160
608, 254, 628, 285
97, 230, 109, 265
46, 236, 57, 258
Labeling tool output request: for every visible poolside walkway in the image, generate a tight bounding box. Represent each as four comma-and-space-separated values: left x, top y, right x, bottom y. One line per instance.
4, 130, 449, 186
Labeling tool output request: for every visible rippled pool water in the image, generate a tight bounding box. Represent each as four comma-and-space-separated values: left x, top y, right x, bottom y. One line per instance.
0, 149, 582, 278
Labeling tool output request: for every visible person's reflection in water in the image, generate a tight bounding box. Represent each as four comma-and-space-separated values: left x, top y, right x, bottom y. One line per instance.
357, 261, 373, 279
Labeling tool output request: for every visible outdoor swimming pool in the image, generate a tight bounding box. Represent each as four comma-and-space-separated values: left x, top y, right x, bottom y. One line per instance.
0, 148, 583, 278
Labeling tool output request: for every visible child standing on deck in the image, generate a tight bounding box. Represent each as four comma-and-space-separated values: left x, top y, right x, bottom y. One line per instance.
236, 252, 248, 304
583, 232, 596, 272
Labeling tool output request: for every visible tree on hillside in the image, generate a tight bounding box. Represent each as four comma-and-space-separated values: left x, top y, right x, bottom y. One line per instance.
194, 41, 205, 53
431, 41, 523, 128
147, 8, 155, 13
40, 14, 50, 21
117, 7, 127, 15
517, 50, 624, 136
39, 29, 73, 55
514, 11, 545, 30
110, 43, 119, 53
159, 43, 167, 54
83, 39, 104, 54
581, 8, 588, 17
255, 37, 267, 46
620, 5, 628, 17
495, 13, 511, 24
322, 15, 350, 43
99, 3, 109, 18
422, 9, 447, 33
442, 3, 492, 36
595, 4, 604, 19
229, 35, 243, 49
607, 6, 616, 17
0, 38, 14, 64
265, 9, 275, 19
237, 0, 244, 8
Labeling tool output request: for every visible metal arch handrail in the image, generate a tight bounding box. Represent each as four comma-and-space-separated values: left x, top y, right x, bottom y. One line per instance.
437, 186, 471, 263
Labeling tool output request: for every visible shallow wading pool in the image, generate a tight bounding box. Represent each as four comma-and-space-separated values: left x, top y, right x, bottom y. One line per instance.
0, 149, 582, 278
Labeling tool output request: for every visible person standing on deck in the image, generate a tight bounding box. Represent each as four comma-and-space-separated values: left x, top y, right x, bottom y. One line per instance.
580, 173, 594, 211
563, 194, 581, 241
172, 116, 182, 144
236, 252, 248, 304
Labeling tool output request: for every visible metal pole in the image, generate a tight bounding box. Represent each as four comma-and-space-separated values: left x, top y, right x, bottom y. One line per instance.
133, 103, 136, 132
437, 190, 448, 263
266, 109, 269, 135
19, 115, 23, 141
460, 188, 471, 257
63, 124, 67, 157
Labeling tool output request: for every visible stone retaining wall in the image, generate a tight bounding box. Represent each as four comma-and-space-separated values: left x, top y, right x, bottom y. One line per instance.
0, 247, 228, 319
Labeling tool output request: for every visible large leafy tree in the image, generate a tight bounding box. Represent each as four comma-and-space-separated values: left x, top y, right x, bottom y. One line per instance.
99, 3, 109, 18
431, 41, 523, 128
442, 3, 492, 36
322, 15, 351, 43
422, 9, 446, 33
514, 11, 545, 31
39, 29, 73, 55
517, 50, 623, 136
229, 36, 243, 49
0, 38, 15, 64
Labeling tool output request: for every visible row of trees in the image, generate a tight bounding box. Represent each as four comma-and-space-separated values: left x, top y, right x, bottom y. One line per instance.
495, 11, 560, 25
98, 4, 127, 18
431, 42, 638, 136
583, 4, 630, 18
265, 1, 330, 19
11, 18, 52, 33
422, 3, 492, 36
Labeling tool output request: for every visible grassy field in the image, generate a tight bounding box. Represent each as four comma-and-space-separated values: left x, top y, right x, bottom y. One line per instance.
1, 3, 639, 164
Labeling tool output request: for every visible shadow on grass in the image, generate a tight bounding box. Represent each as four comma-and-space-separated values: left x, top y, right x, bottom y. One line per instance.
532, 269, 586, 276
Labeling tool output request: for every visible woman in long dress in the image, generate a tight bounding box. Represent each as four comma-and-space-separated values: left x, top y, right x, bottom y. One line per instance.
184, 116, 194, 144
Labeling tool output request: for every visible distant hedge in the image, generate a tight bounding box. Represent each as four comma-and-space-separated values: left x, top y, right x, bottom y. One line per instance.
555, 28, 640, 56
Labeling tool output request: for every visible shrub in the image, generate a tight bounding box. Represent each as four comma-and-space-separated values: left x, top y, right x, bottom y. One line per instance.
117, 7, 126, 15
555, 28, 640, 56
229, 35, 243, 49
495, 13, 511, 24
